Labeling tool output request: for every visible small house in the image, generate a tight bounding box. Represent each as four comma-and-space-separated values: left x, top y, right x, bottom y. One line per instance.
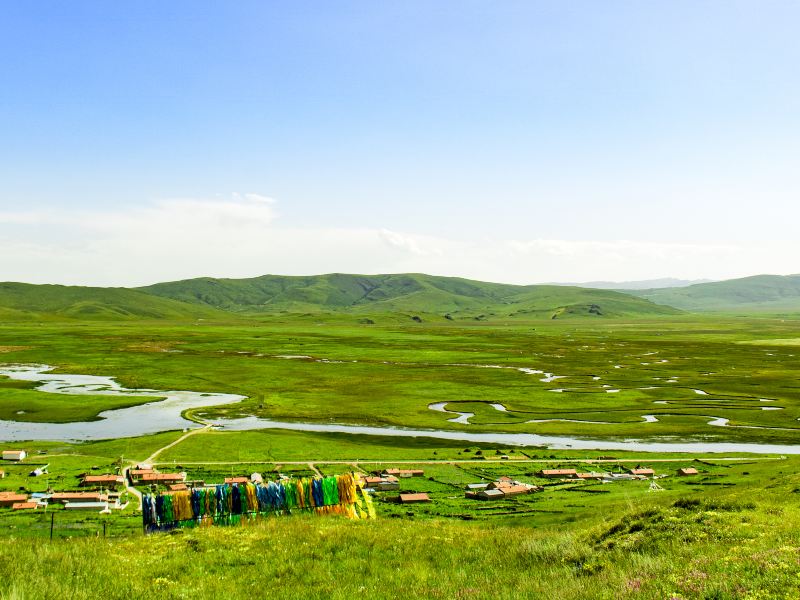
2, 450, 27, 462
51, 492, 107, 504
465, 483, 489, 491
628, 468, 655, 477
497, 484, 532, 497
139, 472, 186, 484
383, 468, 424, 478
476, 489, 505, 500
677, 467, 699, 476
576, 472, 605, 480
224, 477, 249, 484
364, 476, 399, 491
0, 492, 28, 507
398, 493, 430, 504
81, 474, 124, 488
168, 483, 188, 492
11, 502, 37, 511
64, 501, 110, 512
537, 469, 577, 479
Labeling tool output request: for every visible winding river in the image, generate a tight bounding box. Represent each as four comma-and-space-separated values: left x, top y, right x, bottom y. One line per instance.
1, 363, 799, 454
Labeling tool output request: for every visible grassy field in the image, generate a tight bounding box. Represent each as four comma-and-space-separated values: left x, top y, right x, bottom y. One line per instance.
1, 313, 800, 597
1, 315, 799, 441
0, 457, 798, 599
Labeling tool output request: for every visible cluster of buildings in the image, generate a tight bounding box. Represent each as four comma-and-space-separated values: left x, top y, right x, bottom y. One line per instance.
0, 488, 129, 512
465, 476, 542, 500
127, 464, 187, 488
535, 466, 699, 481
363, 468, 426, 493
0, 448, 131, 513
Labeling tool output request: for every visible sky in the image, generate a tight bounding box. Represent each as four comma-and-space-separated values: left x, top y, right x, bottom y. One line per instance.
1, 1, 799, 287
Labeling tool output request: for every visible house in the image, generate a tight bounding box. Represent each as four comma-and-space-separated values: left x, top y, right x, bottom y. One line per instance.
398, 493, 430, 504
677, 467, 699, 476
496, 484, 533, 497
138, 472, 186, 484
224, 477, 249, 484
11, 502, 37, 511
51, 492, 107, 504
364, 476, 399, 491
0, 492, 28, 507
537, 469, 577, 479
628, 468, 655, 477
128, 469, 154, 482
81, 474, 124, 488
64, 501, 110, 512
475, 489, 505, 500
2, 450, 26, 462
168, 483, 188, 492
487, 480, 537, 496
382, 468, 424, 478
465, 483, 489, 491
576, 472, 606, 480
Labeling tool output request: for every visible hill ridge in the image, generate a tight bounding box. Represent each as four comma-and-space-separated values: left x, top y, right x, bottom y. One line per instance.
136, 272, 681, 319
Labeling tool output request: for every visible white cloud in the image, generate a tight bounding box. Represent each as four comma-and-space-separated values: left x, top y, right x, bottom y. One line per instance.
0, 195, 796, 287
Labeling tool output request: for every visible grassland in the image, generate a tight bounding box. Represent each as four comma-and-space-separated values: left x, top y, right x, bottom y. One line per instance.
1, 312, 800, 597
0, 453, 798, 599
1, 314, 799, 442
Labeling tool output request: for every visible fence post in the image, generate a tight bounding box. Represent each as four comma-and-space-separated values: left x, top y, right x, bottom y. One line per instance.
103, 522, 107, 537
49, 512, 54, 541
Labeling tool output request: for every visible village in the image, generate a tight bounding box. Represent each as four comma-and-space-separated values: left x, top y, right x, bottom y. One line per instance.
0, 445, 710, 525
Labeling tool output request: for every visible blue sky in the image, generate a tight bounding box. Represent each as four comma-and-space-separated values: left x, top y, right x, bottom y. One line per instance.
1, 2, 799, 285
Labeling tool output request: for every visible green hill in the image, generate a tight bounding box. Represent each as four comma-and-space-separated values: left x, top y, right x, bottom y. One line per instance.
0, 282, 228, 320
138, 273, 680, 319
629, 274, 800, 312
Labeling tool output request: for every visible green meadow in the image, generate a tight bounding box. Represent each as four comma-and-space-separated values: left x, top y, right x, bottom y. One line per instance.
1, 312, 800, 598
1, 314, 799, 441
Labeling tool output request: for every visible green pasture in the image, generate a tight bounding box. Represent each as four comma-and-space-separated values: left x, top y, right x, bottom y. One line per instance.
1, 315, 800, 443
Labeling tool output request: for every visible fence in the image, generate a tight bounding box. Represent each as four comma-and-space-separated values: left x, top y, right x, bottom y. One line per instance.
0, 510, 143, 540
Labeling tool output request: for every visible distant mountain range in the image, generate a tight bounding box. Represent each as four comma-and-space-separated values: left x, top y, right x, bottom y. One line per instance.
0, 274, 679, 321
628, 274, 800, 312
547, 278, 714, 290
138, 273, 680, 319
1, 272, 799, 321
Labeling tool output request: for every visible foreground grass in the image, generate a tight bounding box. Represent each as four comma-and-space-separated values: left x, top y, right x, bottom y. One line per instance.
0, 492, 798, 599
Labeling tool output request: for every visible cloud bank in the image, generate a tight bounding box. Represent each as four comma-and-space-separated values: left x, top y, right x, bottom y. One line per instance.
0, 195, 796, 287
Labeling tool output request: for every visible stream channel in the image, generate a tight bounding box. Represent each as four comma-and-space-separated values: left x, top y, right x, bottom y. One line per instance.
1, 364, 799, 454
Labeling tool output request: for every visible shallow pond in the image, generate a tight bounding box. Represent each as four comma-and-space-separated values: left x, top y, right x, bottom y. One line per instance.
0, 364, 244, 441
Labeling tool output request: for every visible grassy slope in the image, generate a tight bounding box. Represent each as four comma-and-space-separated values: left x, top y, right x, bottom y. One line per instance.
138, 272, 680, 319
631, 274, 800, 312
0, 282, 228, 320
0, 465, 798, 599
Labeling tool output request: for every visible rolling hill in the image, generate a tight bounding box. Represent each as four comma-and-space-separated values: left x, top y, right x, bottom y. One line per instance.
629, 274, 800, 312
0, 282, 228, 320
137, 273, 681, 319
